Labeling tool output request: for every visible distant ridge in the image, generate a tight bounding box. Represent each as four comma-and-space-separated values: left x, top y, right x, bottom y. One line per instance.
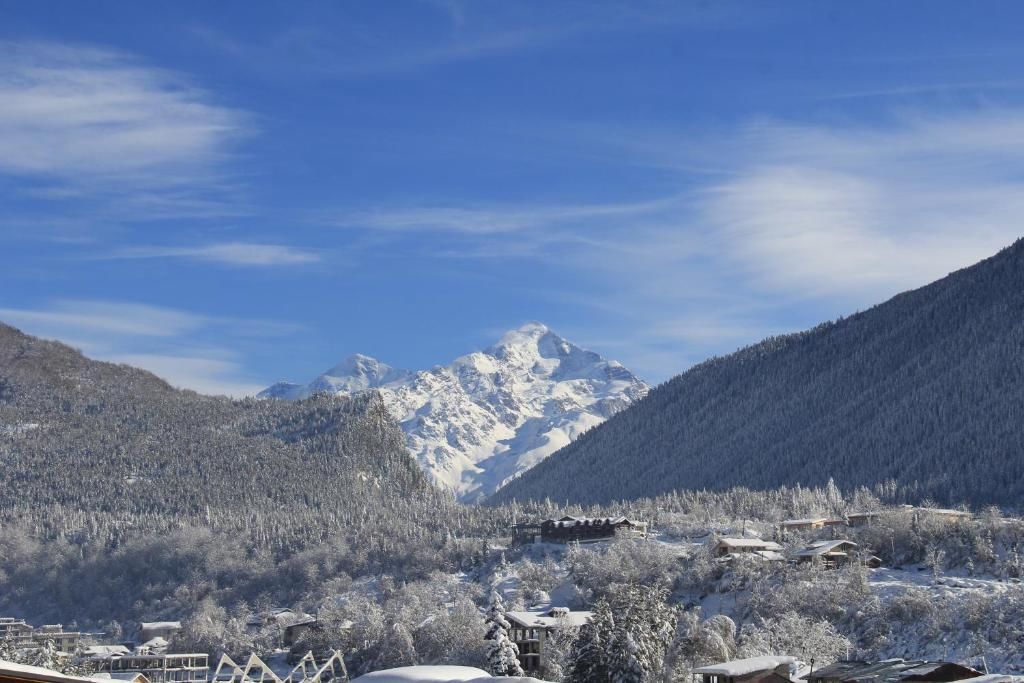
492, 239, 1024, 508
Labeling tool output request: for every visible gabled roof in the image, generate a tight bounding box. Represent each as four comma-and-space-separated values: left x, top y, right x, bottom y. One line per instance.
715, 537, 783, 551
781, 518, 828, 526
795, 540, 858, 557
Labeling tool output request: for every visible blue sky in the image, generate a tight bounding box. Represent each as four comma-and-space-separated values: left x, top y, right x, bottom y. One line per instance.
3, 1, 1024, 394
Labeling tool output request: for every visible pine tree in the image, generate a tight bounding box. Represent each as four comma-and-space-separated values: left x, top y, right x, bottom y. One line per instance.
484, 590, 524, 677
566, 599, 613, 683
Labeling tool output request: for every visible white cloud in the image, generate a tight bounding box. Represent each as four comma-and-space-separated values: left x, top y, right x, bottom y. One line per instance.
107, 353, 267, 397
110, 242, 321, 267
0, 41, 247, 216
701, 113, 1024, 302
0, 300, 286, 397
335, 198, 677, 235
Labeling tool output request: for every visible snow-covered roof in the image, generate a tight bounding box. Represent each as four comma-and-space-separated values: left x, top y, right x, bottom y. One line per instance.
82, 645, 131, 658
795, 540, 858, 557
350, 665, 498, 681
693, 656, 798, 677
506, 608, 592, 629
716, 538, 783, 550
780, 518, 828, 525
544, 516, 643, 528
0, 658, 108, 683
139, 622, 181, 631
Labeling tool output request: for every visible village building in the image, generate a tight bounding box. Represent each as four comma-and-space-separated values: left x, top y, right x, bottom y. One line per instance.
793, 540, 881, 569
282, 617, 320, 649
711, 538, 786, 562
529, 516, 647, 544
81, 646, 132, 660
805, 660, 984, 683
101, 653, 208, 683
506, 607, 592, 674
779, 518, 845, 533
136, 624, 181, 648
693, 656, 805, 683
30, 626, 80, 653
0, 619, 33, 648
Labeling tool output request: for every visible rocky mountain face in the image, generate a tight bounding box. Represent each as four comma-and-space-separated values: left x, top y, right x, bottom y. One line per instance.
492, 239, 1024, 508
260, 322, 648, 501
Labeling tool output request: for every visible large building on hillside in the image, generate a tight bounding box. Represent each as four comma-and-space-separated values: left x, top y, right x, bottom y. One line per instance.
517, 516, 647, 544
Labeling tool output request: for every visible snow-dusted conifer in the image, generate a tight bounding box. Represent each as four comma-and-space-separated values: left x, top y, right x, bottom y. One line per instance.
484, 589, 524, 676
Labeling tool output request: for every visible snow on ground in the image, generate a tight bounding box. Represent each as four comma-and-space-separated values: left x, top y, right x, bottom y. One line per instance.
869, 565, 1016, 599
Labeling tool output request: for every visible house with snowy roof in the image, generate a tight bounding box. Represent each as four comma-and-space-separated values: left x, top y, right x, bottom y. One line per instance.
136, 623, 180, 647
779, 518, 845, 532
537, 516, 647, 544
793, 540, 881, 569
711, 538, 786, 562
505, 607, 591, 675
31, 626, 80, 654
693, 655, 805, 683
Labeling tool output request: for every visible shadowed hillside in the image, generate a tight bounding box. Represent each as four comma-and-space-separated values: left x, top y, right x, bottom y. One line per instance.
492, 238, 1024, 507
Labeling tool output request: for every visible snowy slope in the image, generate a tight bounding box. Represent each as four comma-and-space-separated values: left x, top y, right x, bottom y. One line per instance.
259, 323, 648, 501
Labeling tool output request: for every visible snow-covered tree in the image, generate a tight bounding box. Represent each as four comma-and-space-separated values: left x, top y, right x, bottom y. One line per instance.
738, 611, 850, 663
484, 590, 524, 677
566, 600, 613, 683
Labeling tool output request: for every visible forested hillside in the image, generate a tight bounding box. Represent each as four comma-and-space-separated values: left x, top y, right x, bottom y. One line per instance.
492, 238, 1024, 508
0, 323, 505, 623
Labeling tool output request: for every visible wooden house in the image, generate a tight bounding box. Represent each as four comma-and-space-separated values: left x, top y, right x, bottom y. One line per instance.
793, 540, 880, 569
712, 538, 785, 561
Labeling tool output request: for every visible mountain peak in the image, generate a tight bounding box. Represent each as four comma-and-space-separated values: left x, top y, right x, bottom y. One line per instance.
260, 322, 648, 500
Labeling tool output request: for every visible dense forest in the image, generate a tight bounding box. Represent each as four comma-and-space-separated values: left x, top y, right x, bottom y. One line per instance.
0, 322, 511, 623
493, 238, 1024, 508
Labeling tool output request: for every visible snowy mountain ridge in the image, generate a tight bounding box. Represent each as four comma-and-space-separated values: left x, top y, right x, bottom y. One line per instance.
259, 322, 649, 501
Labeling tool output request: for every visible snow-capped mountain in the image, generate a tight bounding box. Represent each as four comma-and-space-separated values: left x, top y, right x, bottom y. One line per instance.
259, 322, 648, 501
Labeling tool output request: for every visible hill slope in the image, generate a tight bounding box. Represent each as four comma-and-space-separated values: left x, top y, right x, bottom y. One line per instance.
0, 321, 458, 551
260, 322, 648, 501
492, 239, 1024, 508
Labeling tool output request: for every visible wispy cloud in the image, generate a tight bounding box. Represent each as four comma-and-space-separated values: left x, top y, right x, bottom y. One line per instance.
700, 111, 1024, 302
191, 1, 764, 80
0, 300, 293, 396
109, 242, 321, 267
0, 41, 249, 219
330, 107, 1024, 381
334, 198, 678, 235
